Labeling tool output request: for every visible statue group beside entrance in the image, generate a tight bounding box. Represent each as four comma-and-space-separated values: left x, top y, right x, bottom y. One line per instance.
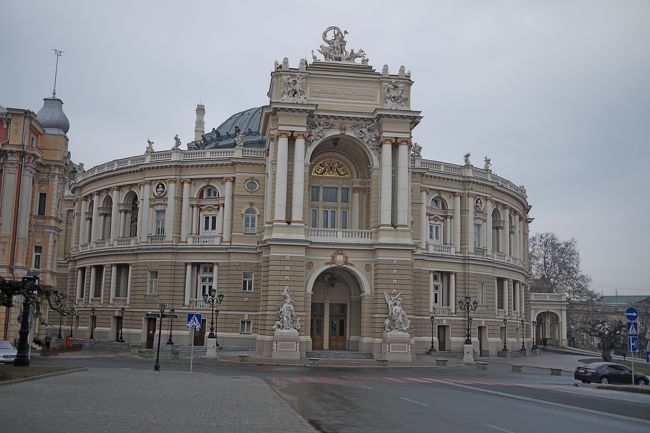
384, 290, 410, 333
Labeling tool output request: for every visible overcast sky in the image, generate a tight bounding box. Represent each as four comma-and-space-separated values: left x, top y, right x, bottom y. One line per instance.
3, 1, 649, 296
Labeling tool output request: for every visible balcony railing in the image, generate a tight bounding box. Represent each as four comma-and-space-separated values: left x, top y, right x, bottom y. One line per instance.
427, 243, 455, 255
148, 235, 166, 244
187, 235, 221, 245
530, 293, 566, 302
434, 306, 452, 316
307, 228, 374, 242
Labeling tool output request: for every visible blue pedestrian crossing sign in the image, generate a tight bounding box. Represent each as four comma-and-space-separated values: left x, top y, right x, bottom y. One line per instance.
628, 335, 639, 353
187, 313, 202, 329
624, 306, 638, 321
626, 321, 639, 336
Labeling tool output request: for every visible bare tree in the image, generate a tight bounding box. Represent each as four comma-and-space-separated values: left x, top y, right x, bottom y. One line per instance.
573, 318, 626, 361
529, 232, 597, 301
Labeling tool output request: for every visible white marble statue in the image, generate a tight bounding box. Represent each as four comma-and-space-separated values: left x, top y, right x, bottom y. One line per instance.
384, 290, 410, 333
145, 139, 155, 153
484, 156, 491, 171
274, 288, 301, 331
384, 80, 408, 109
172, 134, 181, 150
281, 74, 306, 103
411, 143, 422, 158
463, 152, 471, 166
315, 26, 368, 64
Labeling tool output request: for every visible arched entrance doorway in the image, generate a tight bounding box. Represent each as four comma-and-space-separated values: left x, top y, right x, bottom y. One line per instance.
309, 267, 362, 351
536, 311, 561, 347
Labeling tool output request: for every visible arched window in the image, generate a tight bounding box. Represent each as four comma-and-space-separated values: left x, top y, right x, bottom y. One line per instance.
431, 197, 443, 209
101, 195, 113, 240
129, 195, 139, 237
86, 200, 94, 243
200, 186, 219, 199
244, 208, 256, 234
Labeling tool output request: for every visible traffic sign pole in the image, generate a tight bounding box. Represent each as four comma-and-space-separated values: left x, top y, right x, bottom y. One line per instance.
624, 306, 639, 385
190, 327, 195, 373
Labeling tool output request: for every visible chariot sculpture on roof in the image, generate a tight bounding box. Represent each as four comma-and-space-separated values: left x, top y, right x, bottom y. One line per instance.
312, 26, 368, 64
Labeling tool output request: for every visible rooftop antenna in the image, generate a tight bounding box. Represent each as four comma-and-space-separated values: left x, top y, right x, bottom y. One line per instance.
52, 49, 64, 98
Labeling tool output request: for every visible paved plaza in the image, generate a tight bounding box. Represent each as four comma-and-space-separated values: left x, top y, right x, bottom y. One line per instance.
0, 368, 316, 433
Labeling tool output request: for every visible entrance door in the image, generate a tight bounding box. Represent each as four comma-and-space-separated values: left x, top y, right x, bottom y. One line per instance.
329, 303, 347, 350
146, 318, 156, 349
478, 326, 486, 356
193, 319, 206, 346
437, 325, 447, 351
311, 303, 324, 350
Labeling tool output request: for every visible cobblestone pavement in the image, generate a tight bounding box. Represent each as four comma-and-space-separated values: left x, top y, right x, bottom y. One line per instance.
0, 368, 316, 433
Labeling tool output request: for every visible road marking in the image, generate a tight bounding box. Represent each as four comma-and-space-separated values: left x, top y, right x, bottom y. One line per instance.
486, 424, 516, 433
400, 397, 428, 407
359, 384, 374, 390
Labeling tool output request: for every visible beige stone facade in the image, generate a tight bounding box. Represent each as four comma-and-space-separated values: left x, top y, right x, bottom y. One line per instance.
34, 30, 532, 359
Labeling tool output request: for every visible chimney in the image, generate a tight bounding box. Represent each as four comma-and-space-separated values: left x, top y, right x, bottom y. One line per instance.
194, 104, 205, 141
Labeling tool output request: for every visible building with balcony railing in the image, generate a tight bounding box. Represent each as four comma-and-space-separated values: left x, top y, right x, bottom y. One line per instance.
55, 28, 532, 359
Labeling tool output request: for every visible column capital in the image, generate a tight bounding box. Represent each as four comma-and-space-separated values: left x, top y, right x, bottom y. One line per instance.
397, 138, 411, 146
277, 130, 291, 139
453, 192, 462, 198
181, 179, 192, 185
111, 186, 120, 192
224, 176, 235, 183
380, 137, 396, 145
166, 178, 177, 184
293, 132, 308, 140
420, 186, 429, 193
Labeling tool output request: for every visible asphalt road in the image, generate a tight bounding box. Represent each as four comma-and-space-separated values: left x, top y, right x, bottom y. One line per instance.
31, 354, 650, 433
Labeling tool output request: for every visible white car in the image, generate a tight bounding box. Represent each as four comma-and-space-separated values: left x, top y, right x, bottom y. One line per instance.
0, 340, 17, 363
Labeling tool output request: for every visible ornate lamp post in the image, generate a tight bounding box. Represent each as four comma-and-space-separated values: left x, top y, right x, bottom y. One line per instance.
166, 308, 175, 345
89, 307, 96, 340
154, 303, 167, 372
69, 308, 77, 338
426, 313, 436, 354
57, 310, 63, 339
118, 307, 125, 342
502, 318, 508, 351
520, 319, 526, 351
203, 288, 224, 341
531, 320, 538, 349
458, 295, 478, 344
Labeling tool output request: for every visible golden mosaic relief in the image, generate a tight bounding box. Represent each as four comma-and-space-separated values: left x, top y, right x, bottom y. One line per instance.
311, 158, 350, 177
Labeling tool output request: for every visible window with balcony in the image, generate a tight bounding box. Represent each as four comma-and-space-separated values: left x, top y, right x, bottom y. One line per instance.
115, 265, 130, 298
203, 214, 218, 233
155, 210, 166, 235
93, 266, 103, 298
474, 223, 482, 248
428, 223, 442, 244
197, 263, 214, 298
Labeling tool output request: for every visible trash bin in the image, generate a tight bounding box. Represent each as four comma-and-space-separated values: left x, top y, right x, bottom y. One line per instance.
65, 336, 71, 347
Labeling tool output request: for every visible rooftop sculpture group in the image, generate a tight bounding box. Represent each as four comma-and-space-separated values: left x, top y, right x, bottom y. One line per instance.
312, 26, 368, 64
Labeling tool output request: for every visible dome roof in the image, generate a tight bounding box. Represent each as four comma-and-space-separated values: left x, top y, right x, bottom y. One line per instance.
189, 106, 266, 150
36, 98, 70, 134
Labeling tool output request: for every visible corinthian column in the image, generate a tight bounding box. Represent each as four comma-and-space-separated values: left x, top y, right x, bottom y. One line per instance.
420, 187, 428, 249
223, 177, 234, 243
110, 187, 120, 242
91, 192, 100, 242
165, 180, 176, 241
396, 139, 409, 226
380, 138, 394, 226
274, 132, 289, 222
291, 133, 306, 223
453, 193, 461, 252
180, 180, 191, 241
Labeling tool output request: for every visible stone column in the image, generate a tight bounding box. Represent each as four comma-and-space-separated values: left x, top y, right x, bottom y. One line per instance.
140, 182, 151, 241
503, 206, 510, 257
110, 187, 120, 242
450, 273, 456, 314
519, 215, 524, 261
192, 205, 200, 235
89, 266, 97, 300
273, 132, 289, 222
520, 283, 525, 314
486, 199, 493, 255
467, 194, 474, 251
495, 278, 499, 316
91, 192, 100, 242
184, 263, 193, 305
71, 199, 81, 248
212, 264, 219, 294
79, 197, 88, 244
100, 265, 108, 302
76, 269, 84, 300
264, 143, 274, 224
164, 180, 176, 241
323, 299, 330, 350
453, 193, 461, 252
180, 180, 191, 241
291, 133, 306, 223
396, 139, 409, 226
223, 178, 234, 243
351, 187, 360, 230
420, 188, 427, 249
512, 214, 518, 259
504, 279, 510, 316
380, 138, 393, 226
110, 265, 117, 303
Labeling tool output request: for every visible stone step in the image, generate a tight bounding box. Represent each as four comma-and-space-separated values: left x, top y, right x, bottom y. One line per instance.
306, 350, 374, 359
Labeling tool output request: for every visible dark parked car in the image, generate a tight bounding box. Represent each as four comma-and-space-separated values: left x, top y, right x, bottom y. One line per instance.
574, 362, 649, 385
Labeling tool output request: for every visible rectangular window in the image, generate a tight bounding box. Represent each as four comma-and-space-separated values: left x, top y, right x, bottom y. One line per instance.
310, 208, 318, 227
203, 214, 217, 232
242, 271, 253, 292
497, 279, 504, 310
240, 320, 252, 334
94, 267, 103, 298
148, 271, 158, 295
478, 282, 486, 306
310, 186, 320, 202
201, 264, 214, 274
322, 209, 336, 228
155, 210, 166, 235
37, 193, 47, 216
200, 277, 213, 297
33, 246, 42, 269
341, 210, 348, 229
322, 187, 337, 202
474, 223, 482, 248
116, 265, 130, 298
429, 223, 441, 243
243, 210, 256, 234
341, 187, 349, 203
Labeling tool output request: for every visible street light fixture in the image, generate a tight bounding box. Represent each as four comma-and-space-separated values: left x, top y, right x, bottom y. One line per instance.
502, 318, 508, 351
166, 308, 175, 345
531, 320, 538, 349
69, 308, 77, 339
457, 295, 478, 345
57, 310, 63, 339
203, 288, 224, 342
89, 307, 96, 340
118, 307, 125, 342
520, 319, 526, 351
426, 313, 436, 354
154, 303, 167, 372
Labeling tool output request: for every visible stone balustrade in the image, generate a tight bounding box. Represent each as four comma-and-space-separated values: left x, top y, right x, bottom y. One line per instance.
306, 228, 374, 242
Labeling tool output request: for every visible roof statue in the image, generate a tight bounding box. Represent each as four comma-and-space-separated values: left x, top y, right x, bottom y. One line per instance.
484, 156, 492, 171
463, 152, 471, 166
172, 134, 181, 150
313, 26, 369, 64
145, 139, 155, 153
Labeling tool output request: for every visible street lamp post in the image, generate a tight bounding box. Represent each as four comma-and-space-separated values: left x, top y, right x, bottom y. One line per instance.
457, 295, 478, 344
520, 319, 526, 351
531, 320, 538, 349
154, 303, 167, 371
14, 273, 39, 366
69, 309, 76, 338
203, 288, 224, 342
502, 318, 508, 351
426, 313, 436, 354
57, 310, 63, 339
166, 308, 175, 345
89, 307, 96, 340
118, 307, 125, 342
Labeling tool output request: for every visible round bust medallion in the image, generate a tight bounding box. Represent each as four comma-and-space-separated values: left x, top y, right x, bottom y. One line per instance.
153, 182, 166, 197
474, 197, 484, 212
244, 178, 260, 192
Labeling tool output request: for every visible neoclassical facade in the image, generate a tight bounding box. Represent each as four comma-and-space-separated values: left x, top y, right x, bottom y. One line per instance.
57, 28, 532, 359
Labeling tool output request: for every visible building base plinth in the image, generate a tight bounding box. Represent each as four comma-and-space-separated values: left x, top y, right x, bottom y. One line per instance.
272, 329, 300, 360
205, 338, 218, 358
378, 331, 412, 362
463, 343, 475, 364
